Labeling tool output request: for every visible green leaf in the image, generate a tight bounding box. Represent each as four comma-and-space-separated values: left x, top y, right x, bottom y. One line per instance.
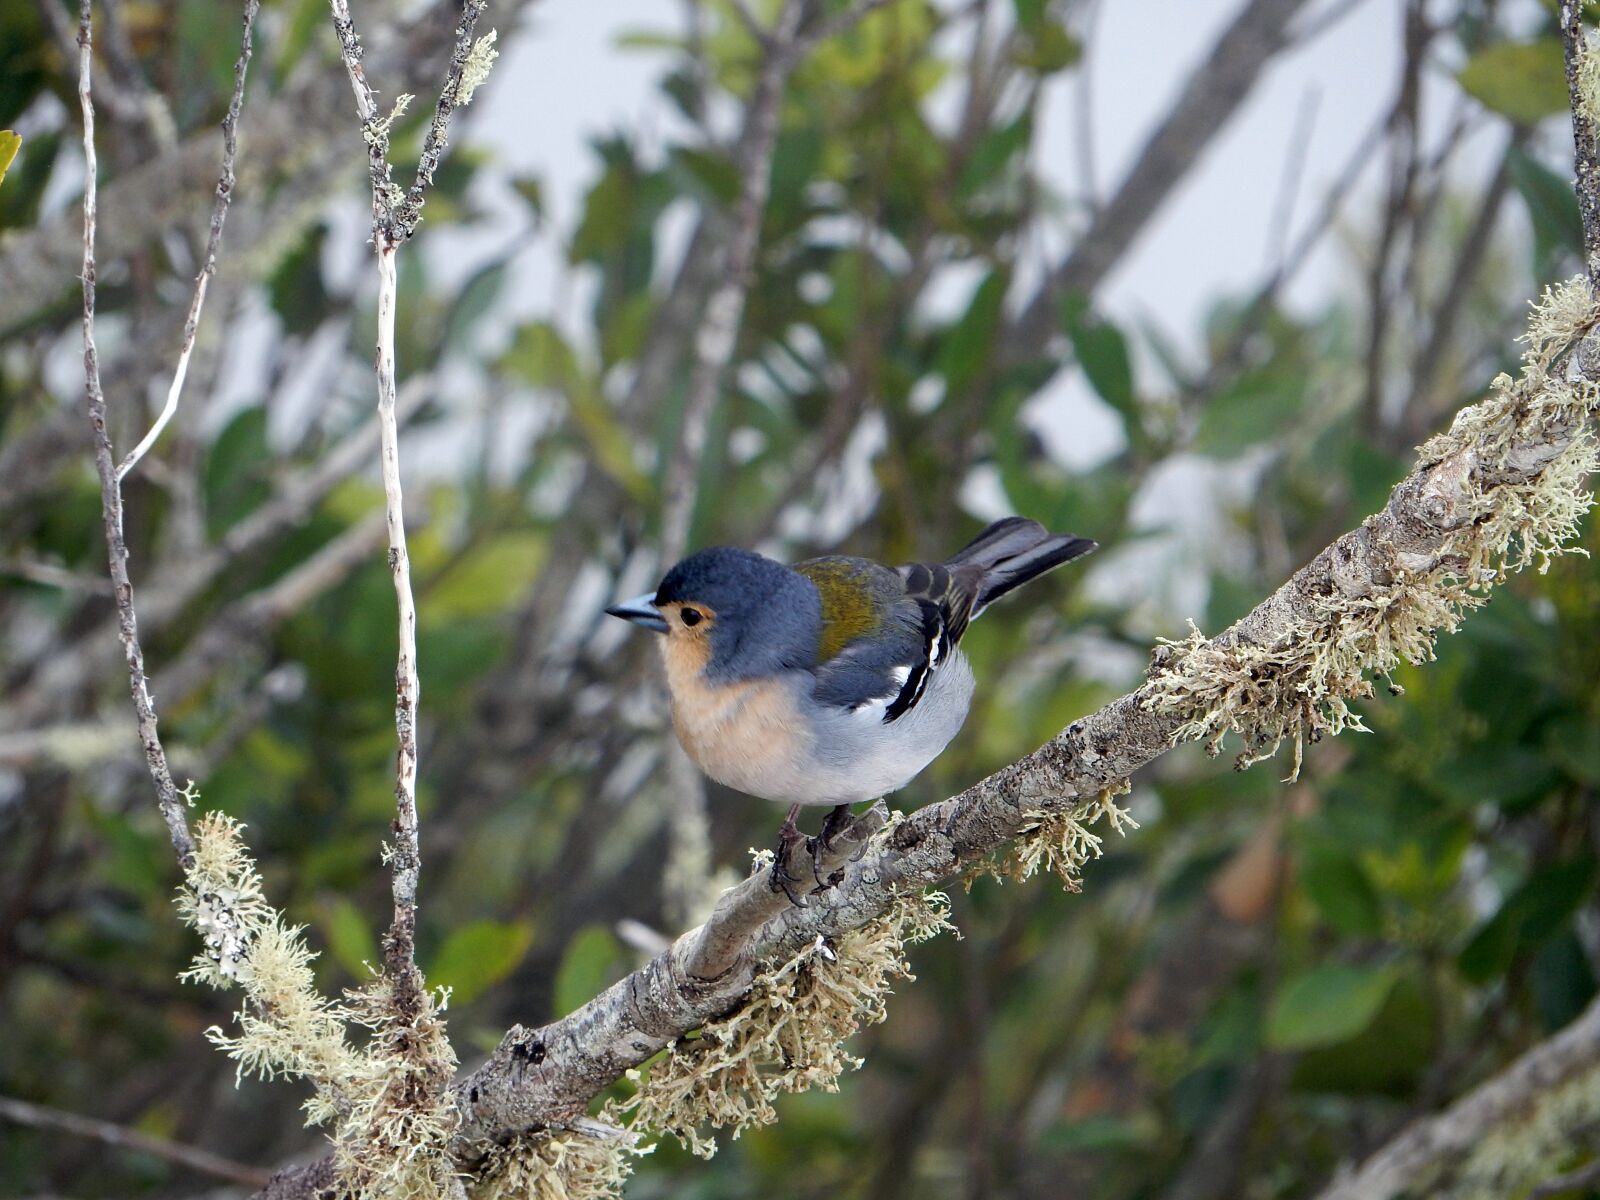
429, 919, 535, 1005
0, 129, 19, 189
511, 175, 546, 227
1508, 147, 1583, 268
1267, 963, 1400, 1049
320, 896, 377, 978
958, 112, 1032, 197
268, 223, 330, 337
936, 271, 1007, 392
1457, 40, 1569, 125
1300, 846, 1385, 936
1544, 713, 1600, 784
444, 260, 509, 352
1061, 294, 1139, 440
203, 406, 271, 537
669, 146, 741, 207
1292, 973, 1435, 1095
1459, 858, 1596, 983
1191, 367, 1307, 458
1016, 23, 1081, 74
1010, 0, 1047, 34
552, 925, 621, 1018
1533, 931, 1598, 1031
426, 532, 547, 620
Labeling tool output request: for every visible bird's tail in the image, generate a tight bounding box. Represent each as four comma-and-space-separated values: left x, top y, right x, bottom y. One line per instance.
946, 517, 1097, 612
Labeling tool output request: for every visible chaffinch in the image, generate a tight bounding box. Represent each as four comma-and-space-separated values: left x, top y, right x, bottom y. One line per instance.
607, 517, 1096, 896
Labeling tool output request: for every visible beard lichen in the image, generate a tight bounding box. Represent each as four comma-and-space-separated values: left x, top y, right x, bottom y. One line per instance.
177, 810, 460, 1199
1144, 278, 1600, 781
991, 782, 1138, 891
617, 887, 953, 1158
471, 1125, 640, 1200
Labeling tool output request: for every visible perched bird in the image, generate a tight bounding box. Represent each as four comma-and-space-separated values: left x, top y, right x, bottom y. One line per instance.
606, 517, 1096, 896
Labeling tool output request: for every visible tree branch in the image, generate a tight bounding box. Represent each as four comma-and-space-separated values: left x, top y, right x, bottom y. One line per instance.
77, 0, 194, 870
441, 325, 1599, 1154
659, 0, 807, 564
1007, 0, 1311, 357
1310, 996, 1600, 1200
0, 1094, 272, 1189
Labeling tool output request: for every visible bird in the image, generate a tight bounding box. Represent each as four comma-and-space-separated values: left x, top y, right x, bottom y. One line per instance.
605, 517, 1097, 898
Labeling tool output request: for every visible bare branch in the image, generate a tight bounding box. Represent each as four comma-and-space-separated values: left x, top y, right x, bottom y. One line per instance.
372, 239, 426, 1001
116, 0, 261, 482
1008, 0, 1311, 356
0, 1094, 272, 1189
659, 0, 806, 564
77, 0, 194, 870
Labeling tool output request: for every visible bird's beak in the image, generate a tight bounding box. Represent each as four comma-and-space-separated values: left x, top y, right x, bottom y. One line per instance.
605, 592, 669, 634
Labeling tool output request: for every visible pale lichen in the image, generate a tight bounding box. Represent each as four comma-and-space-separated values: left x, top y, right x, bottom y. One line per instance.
1436, 1061, 1600, 1199
472, 1124, 640, 1200
456, 31, 499, 107
995, 782, 1138, 891
176, 810, 460, 1199
1576, 29, 1600, 131
1144, 278, 1600, 780
618, 887, 953, 1158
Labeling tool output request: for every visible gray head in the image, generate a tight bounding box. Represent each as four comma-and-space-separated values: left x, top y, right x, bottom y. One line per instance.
606, 546, 822, 681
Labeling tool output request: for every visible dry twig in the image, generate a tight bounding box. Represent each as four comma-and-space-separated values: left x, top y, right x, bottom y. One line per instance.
0, 1094, 272, 1189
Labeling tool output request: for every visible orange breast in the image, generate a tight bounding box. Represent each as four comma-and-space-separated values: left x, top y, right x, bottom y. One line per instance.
658, 636, 806, 800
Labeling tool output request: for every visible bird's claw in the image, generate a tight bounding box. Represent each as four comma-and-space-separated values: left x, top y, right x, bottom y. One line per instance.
769, 804, 809, 906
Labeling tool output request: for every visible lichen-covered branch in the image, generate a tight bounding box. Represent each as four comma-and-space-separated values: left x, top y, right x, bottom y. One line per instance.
443, 282, 1599, 1160
1311, 995, 1600, 1200
327, 0, 493, 245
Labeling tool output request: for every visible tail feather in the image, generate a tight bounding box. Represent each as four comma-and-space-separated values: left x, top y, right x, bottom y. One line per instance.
945, 518, 1096, 613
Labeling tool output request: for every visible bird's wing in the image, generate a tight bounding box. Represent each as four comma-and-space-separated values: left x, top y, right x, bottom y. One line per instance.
793, 555, 981, 724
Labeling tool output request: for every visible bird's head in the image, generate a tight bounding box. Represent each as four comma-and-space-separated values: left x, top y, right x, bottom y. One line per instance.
606, 546, 822, 681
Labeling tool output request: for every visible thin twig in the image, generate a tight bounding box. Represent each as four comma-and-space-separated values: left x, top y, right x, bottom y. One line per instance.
116, 0, 261, 482
324, 0, 485, 1021
77, 0, 194, 870
1073, 0, 1101, 218
0, 1094, 273, 1189
1264, 87, 1319, 275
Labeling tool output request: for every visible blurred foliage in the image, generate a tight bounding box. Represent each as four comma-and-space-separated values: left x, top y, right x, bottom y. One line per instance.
2, 0, 1600, 1198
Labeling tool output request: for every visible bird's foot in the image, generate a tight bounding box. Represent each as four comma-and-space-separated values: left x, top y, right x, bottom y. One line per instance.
807, 803, 854, 891
768, 803, 808, 906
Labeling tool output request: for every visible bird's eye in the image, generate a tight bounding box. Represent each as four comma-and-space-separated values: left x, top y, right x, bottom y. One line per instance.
680, 608, 703, 627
